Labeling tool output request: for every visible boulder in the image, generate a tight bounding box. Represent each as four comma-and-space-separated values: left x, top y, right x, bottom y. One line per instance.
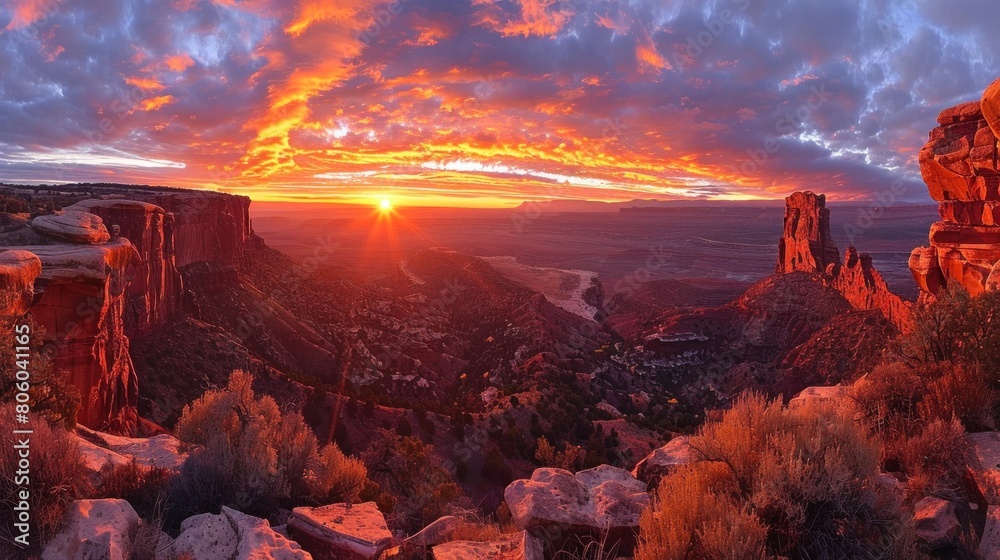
913, 497, 959, 550
631, 436, 692, 488
967, 432, 1000, 505
171, 506, 310, 560
0, 250, 41, 320
504, 465, 650, 550
287, 502, 392, 560
432, 531, 543, 560
31, 211, 111, 244
981, 506, 1000, 560
42, 499, 139, 560
403, 515, 461, 549
788, 385, 857, 415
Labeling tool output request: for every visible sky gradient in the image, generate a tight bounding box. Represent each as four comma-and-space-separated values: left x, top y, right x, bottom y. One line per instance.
1, 0, 998, 206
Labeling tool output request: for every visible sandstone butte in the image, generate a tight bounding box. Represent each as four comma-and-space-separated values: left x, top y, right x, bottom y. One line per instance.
774, 190, 912, 331
0, 190, 250, 435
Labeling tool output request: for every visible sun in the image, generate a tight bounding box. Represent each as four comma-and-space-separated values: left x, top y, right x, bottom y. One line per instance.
379, 198, 392, 211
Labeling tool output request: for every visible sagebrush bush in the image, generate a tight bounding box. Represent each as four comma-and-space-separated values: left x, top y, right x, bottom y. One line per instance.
101, 460, 173, 521
170, 370, 368, 523
637, 393, 920, 560
0, 414, 90, 555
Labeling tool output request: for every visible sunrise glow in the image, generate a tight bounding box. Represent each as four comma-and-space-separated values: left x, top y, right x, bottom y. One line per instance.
1, 1, 994, 205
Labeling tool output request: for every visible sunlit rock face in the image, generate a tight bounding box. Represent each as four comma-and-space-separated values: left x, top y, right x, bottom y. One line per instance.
134, 192, 251, 268
0, 250, 41, 321
66, 199, 183, 336
911, 79, 1000, 297
27, 241, 140, 434
775, 191, 840, 274
775, 192, 911, 331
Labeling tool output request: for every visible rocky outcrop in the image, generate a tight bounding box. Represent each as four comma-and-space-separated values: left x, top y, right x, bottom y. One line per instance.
403, 515, 460, 549
910, 80, 1000, 296
31, 211, 111, 245
827, 247, 911, 329
287, 502, 392, 560
913, 496, 959, 550
27, 241, 140, 433
41, 499, 139, 560
134, 192, 251, 268
66, 199, 183, 335
504, 465, 650, 551
632, 436, 692, 489
432, 531, 544, 560
967, 431, 1000, 505
776, 191, 839, 274
775, 192, 912, 330
77, 425, 187, 470
170, 507, 310, 560
0, 250, 41, 320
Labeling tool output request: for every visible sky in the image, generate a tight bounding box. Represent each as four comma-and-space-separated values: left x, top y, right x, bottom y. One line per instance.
0, 0, 998, 207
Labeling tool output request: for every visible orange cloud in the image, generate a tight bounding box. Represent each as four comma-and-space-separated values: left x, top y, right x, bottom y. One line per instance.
141, 95, 176, 111
479, 0, 573, 38
164, 54, 195, 72
125, 76, 166, 90
636, 35, 670, 72
4, 0, 51, 30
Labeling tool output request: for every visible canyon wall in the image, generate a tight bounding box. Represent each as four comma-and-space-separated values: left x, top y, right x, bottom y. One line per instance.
776, 191, 912, 330
910, 78, 1000, 296
0, 189, 251, 434
66, 199, 183, 336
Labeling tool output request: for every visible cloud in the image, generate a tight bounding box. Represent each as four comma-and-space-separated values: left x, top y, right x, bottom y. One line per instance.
0, 0, 997, 204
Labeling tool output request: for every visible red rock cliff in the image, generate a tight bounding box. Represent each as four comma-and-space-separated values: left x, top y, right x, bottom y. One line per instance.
66, 199, 183, 336
27, 240, 140, 433
910, 78, 1000, 296
134, 192, 251, 268
0, 250, 41, 321
776, 192, 912, 330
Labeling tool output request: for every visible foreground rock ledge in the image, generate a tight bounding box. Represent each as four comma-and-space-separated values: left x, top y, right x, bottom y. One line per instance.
42, 499, 139, 560
171, 506, 310, 560
504, 464, 650, 551
287, 502, 392, 560
432, 531, 544, 560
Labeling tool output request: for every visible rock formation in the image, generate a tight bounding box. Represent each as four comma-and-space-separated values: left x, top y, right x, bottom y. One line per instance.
27, 241, 140, 433
31, 211, 111, 245
776, 191, 839, 274
42, 499, 140, 560
66, 199, 183, 335
135, 192, 251, 268
432, 531, 544, 560
170, 506, 310, 560
504, 465, 650, 551
631, 436, 692, 489
0, 250, 41, 320
775, 192, 912, 330
287, 502, 393, 560
910, 79, 1000, 296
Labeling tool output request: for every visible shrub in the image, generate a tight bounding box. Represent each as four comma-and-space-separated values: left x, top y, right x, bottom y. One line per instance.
170, 370, 368, 523
0, 318, 80, 428
638, 393, 918, 560
0, 415, 91, 555
363, 430, 471, 532
101, 460, 173, 520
